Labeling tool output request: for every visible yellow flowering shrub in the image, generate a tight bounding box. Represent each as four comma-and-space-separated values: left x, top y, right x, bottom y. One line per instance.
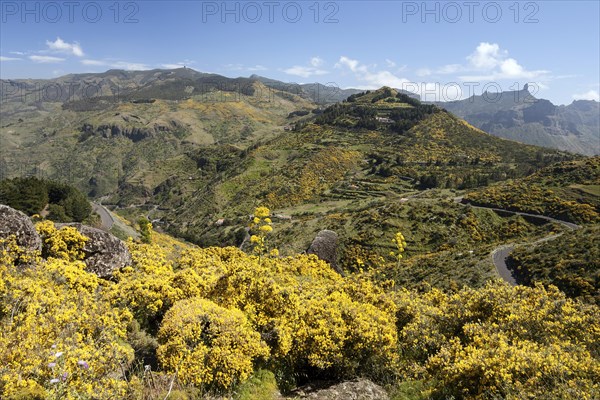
0, 240, 133, 399
35, 220, 88, 261
2, 212, 598, 399
107, 240, 178, 329
394, 281, 600, 399
293, 289, 398, 373
157, 297, 269, 389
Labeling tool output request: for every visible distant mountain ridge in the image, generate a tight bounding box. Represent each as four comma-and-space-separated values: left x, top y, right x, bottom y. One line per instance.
249, 74, 420, 104
0, 68, 377, 113
432, 86, 600, 156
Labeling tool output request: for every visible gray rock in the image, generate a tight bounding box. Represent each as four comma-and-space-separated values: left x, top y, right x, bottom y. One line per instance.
307, 230, 341, 274
56, 223, 132, 278
0, 204, 42, 252
298, 379, 389, 400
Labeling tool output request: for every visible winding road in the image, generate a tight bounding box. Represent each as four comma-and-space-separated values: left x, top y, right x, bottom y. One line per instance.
92, 201, 140, 239
454, 197, 581, 286
92, 202, 114, 230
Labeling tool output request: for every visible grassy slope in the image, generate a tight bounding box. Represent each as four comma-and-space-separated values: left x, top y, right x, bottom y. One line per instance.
465, 157, 600, 224
1, 82, 314, 205
150, 88, 579, 289
2, 84, 588, 289
507, 225, 600, 305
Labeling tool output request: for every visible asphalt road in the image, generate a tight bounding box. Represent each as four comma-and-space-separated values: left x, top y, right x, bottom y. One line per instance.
455, 197, 581, 286
92, 202, 114, 231
491, 245, 517, 286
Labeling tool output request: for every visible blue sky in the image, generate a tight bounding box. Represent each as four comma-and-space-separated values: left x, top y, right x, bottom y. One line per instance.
1, 0, 599, 104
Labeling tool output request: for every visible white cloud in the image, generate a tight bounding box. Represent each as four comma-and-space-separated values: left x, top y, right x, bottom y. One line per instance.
460, 42, 548, 81
416, 64, 462, 77
247, 65, 267, 71
467, 42, 505, 69
335, 56, 409, 89
29, 55, 65, 63
81, 59, 149, 70
284, 65, 328, 78
284, 58, 329, 78
385, 59, 396, 68
46, 37, 84, 57
224, 63, 267, 72
113, 61, 150, 70
416, 43, 546, 82
416, 68, 432, 77
336, 56, 360, 72
81, 59, 105, 66
10, 51, 25, 55
437, 63, 462, 74
310, 57, 324, 67
0, 56, 22, 61
572, 90, 599, 101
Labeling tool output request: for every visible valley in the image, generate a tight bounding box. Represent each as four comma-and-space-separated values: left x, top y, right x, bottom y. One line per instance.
1, 69, 599, 400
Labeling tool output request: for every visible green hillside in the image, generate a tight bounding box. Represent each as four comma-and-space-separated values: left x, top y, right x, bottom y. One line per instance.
508, 225, 600, 305
141, 87, 579, 286
2, 78, 600, 400
0, 82, 586, 288
465, 157, 600, 224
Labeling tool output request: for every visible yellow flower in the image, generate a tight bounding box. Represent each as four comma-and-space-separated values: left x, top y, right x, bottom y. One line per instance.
254, 207, 270, 218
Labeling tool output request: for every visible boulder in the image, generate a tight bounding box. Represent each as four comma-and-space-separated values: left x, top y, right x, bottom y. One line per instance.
0, 204, 42, 252
307, 230, 341, 274
56, 223, 132, 278
298, 379, 389, 400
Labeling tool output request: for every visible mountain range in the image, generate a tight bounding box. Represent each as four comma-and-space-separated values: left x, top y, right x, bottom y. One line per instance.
2, 69, 598, 155
1, 69, 583, 275
432, 85, 599, 155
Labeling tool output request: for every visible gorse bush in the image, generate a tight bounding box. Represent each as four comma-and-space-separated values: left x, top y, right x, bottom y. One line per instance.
0, 236, 133, 400
1, 219, 599, 399
394, 282, 600, 399
36, 220, 89, 261
157, 298, 269, 389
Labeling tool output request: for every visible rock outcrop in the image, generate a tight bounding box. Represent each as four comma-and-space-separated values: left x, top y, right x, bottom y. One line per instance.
296, 379, 389, 400
56, 223, 132, 278
0, 204, 42, 252
80, 118, 183, 142
307, 230, 341, 274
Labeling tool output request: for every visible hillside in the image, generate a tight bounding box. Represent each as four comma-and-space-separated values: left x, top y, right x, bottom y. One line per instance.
249, 74, 420, 104
465, 157, 600, 224
433, 86, 600, 155
507, 225, 599, 305
1, 209, 598, 400
148, 88, 578, 284
2, 74, 600, 400
0, 70, 315, 203
0, 77, 586, 288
